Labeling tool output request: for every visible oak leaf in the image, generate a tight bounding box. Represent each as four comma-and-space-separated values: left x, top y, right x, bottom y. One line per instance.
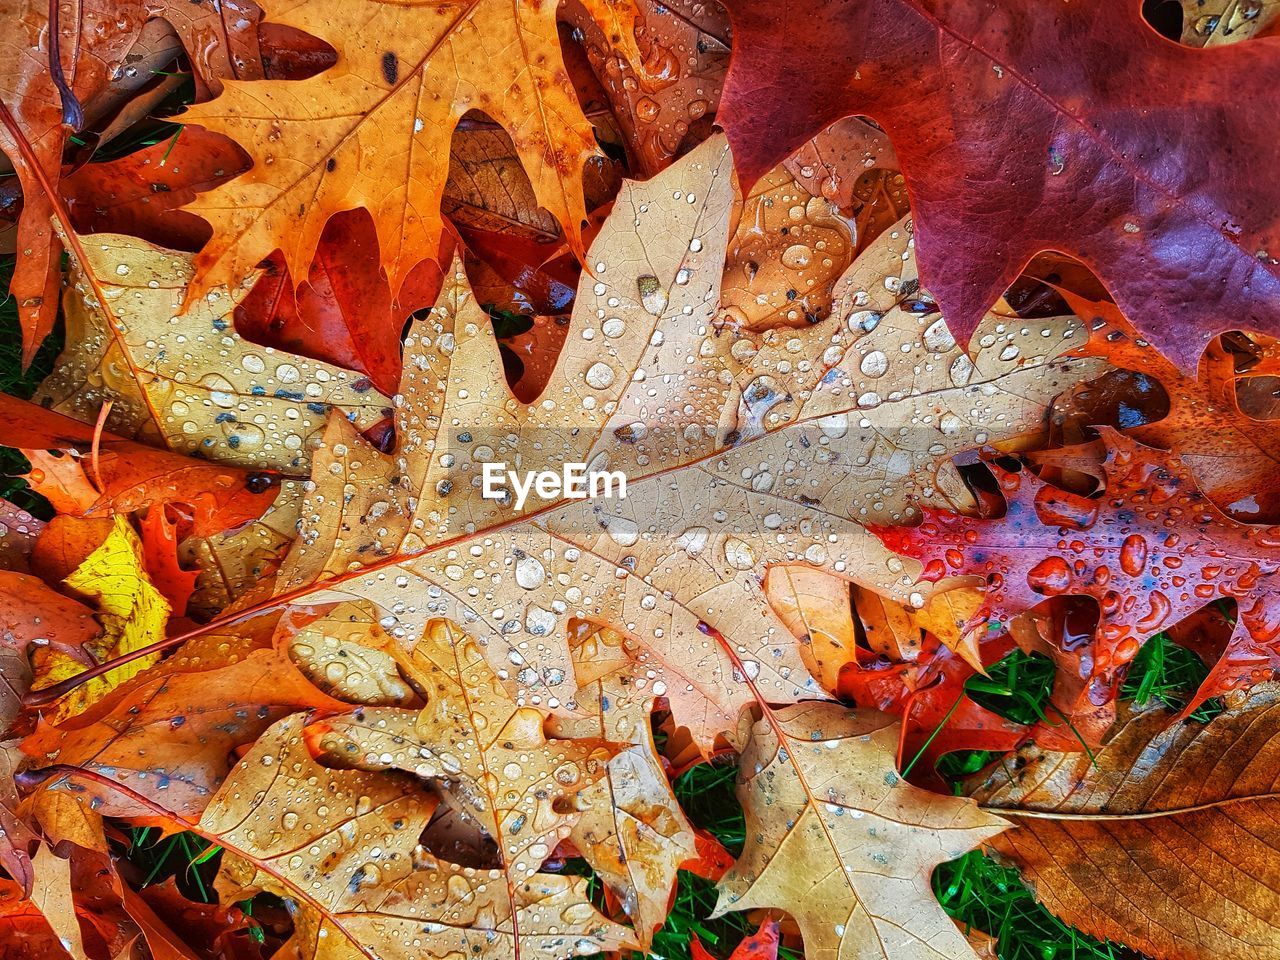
37, 234, 387, 475
0, 394, 280, 540
22, 618, 345, 822
1066, 293, 1280, 522
0, 0, 264, 362
255, 141, 1099, 750
717, 0, 1280, 371
180, 0, 648, 305
549, 622, 700, 946
971, 684, 1280, 960
201, 647, 631, 960
565, 0, 731, 177
712, 701, 1008, 960
873, 428, 1280, 717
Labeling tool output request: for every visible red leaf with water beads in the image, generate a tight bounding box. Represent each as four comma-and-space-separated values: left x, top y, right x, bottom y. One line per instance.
716, 0, 1280, 371
871, 429, 1280, 717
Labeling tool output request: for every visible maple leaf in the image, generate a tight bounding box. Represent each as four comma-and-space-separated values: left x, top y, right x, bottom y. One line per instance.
179, 0, 648, 306
716, 0, 1280, 371
972, 683, 1280, 960
243, 139, 1098, 750
201, 624, 632, 960
712, 700, 1008, 960
873, 428, 1280, 716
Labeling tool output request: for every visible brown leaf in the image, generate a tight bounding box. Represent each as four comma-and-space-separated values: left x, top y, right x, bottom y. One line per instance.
550, 623, 700, 946
22, 622, 344, 822
713, 702, 1008, 960
971, 684, 1280, 960
0, 501, 43, 573
719, 163, 855, 332
261, 140, 1099, 752
202, 700, 632, 960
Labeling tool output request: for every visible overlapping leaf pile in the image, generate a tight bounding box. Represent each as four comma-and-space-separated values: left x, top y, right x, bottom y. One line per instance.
2, 2, 1279, 959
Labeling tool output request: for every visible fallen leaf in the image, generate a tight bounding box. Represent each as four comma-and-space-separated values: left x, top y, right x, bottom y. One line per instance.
22, 617, 344, 821
259, 143, 1099, 751
136, 509, 198, 618
0, 500, 43, 573
972, 683, 1280, 960
718, 163, 855, 332
1067, 293, 1280, 521
0, 741, 37, 894
550, 622, 700, 946
713, 701, 1008, 960
180, 0, 649, 305
1, 394, 280, 539
60, 128, 251, 251
37, 234, 387, 474
765, 565, 857, 693
32, 516, 169, 723
29, 846, 86, 960
0, 0, 263, 362
873, 428, 1280, 717
202, 706, 632, 960
565, 0, 731, 177
234, 209, 449, 397
691, 917, 780, 960
717, 0, 1280, 371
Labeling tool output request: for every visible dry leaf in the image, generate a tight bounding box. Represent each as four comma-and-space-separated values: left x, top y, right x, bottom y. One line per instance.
38, 235, 387, 473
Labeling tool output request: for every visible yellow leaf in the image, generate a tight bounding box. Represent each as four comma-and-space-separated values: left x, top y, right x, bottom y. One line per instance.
33, 516, 170, 722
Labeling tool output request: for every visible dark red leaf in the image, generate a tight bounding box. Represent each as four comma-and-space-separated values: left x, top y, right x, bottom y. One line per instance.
717, 0, 1280, 371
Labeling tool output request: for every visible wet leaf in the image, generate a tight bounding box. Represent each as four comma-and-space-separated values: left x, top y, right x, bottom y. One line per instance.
262, 142, 1099, 752
873, 429, 1280, 723
717, 0, 1280, 371
972, 683, 1280, 960
202, 696, 632, 959
713, 701, 1008, 960
31, 516, 169, 723
180, 0, 649, 306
